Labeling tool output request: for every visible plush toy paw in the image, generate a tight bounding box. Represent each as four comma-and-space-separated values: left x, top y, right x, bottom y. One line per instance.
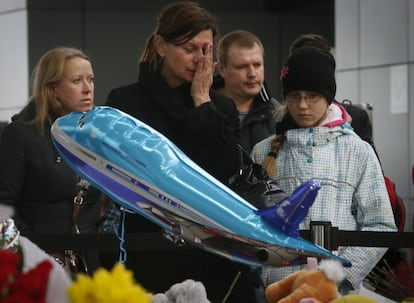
151, 279, 210, 303
298, 295, 378, 303
265, 259, 345, 303
331, 294, 377, 302
298, 299, 321, 303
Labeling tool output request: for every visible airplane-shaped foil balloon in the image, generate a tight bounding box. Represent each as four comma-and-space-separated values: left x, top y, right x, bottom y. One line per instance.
51, 106, 351, 268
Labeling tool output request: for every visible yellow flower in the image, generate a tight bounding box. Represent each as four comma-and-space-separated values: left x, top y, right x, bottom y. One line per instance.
68, 263, 153, 303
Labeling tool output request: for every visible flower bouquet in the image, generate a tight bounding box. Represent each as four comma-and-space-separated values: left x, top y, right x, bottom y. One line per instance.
0, 216, 210, 303
1, 218, 71, 303
0, 249, 53, 303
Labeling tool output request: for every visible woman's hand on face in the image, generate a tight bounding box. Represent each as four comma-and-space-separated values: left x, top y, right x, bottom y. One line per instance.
191, 43, 216, 107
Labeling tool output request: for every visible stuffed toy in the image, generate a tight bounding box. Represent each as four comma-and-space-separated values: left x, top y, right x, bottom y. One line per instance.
152, 279, 210, 303
298, 295, 378, 303
330, 295, 377, 303
265, 259, 345, 303
265, 259, 381, 303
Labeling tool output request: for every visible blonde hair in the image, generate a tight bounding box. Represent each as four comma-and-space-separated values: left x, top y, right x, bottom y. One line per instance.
20, 47, 90, 135
139, 1, 218, 71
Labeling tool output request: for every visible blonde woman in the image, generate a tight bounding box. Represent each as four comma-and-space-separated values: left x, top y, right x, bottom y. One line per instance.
0, 47, 102, 273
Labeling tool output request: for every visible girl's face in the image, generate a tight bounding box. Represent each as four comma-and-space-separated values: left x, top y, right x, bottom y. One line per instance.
53, 57, 94, 115
156, 29, 214, 88
286, 90, 329, 127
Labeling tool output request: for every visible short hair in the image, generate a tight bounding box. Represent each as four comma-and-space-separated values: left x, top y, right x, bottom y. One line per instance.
217, 30, 264, 66
140, 1, 218, 71
289, 33, 331, 54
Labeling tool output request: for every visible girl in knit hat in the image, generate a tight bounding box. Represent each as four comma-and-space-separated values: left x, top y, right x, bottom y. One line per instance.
251, 46, 397, 296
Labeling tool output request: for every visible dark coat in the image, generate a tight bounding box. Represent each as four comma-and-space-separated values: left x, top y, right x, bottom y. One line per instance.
105, 63, 256, 303
212, 75, 280, 153
340, 102, 374, 146
0, 103, 101, 240
239, 95, 279, 153
107, 63, 240, 184
338, 100, 379, 159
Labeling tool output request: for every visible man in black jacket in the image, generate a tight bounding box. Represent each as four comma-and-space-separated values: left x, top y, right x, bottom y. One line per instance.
214, 30, 280, 154
213, 30, 284, 303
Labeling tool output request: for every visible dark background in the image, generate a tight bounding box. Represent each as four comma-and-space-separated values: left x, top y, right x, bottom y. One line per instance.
27, 0, 334, 103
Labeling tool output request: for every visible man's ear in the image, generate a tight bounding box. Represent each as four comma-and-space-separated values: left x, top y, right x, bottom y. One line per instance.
154, 35, 166, 57
216, 62, 226, 77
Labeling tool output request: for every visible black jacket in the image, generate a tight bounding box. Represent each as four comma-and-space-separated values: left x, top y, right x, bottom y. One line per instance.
107, 63, 240, 184
0, 103, 101, 239
212, 75, 280, 153
339, 101, 374, 146
105, 63, 255, 303
337, 100, 379, 161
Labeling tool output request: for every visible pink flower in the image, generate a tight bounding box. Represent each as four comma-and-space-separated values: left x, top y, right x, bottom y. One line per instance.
280, 66, 289, 80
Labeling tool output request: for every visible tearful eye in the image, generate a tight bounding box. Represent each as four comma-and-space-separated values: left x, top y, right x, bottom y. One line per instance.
182, 46, 194, 53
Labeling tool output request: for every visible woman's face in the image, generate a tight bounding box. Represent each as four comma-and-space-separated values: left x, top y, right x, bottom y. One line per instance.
286, 90, 329, 127
157, 29, 214, 88
54, 57, 94, 115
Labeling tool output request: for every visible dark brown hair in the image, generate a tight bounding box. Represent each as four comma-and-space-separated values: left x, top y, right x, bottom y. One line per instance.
289, 33, 331, 54
140, 1, 218, 71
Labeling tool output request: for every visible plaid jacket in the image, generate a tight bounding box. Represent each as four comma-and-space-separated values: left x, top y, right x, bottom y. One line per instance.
251, 125, 397, 293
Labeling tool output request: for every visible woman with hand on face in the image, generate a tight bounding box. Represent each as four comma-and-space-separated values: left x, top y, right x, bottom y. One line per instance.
0, 47, 103, 273
104, 2, 258, 302
106, 1, 240, 184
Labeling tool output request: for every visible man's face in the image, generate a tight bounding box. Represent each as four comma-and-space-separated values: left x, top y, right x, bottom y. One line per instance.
218, 43, 264, 101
